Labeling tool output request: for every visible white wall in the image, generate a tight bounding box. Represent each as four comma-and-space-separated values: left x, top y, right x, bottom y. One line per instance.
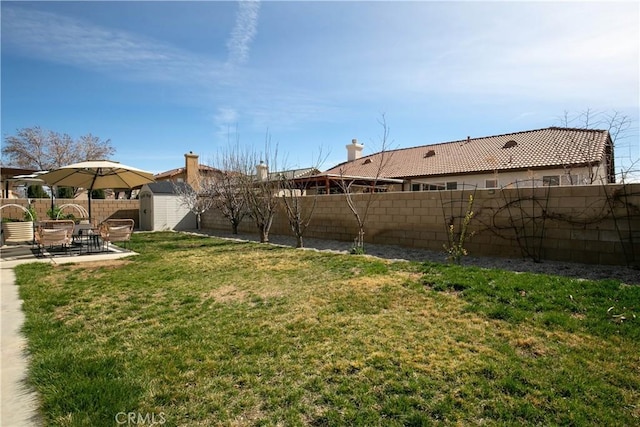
402, 165, 609, 191
152, 195, 196, 231
138, 187, 197, 231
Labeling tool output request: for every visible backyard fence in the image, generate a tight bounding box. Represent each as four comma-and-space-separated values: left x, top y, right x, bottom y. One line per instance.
202, 183, 640, 267
3, 184, 639, 267
0, 199, 140, 228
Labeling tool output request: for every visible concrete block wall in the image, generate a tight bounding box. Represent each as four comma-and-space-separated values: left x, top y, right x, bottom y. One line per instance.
1, 199, 140, 228
201, 183, 640, 266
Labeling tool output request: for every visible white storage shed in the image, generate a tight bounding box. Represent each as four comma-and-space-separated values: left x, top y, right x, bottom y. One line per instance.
139, 182, 197, 231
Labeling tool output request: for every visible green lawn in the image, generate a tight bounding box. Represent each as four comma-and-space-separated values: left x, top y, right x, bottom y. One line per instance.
15, 232, 640, 426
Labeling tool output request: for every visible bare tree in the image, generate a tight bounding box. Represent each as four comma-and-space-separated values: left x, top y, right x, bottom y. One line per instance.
209, 140, 250, 234
553, 109, 635, 184
172, 177, 216, 230
339, 114, 395, 254
278, 149, 327, 248
2, 126, 115, 170
76, 133, 115, 162
241, 132, 281, 243
601, 111, 638, 183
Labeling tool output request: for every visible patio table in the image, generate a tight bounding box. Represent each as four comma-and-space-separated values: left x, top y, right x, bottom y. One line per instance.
71, 229, 102, 254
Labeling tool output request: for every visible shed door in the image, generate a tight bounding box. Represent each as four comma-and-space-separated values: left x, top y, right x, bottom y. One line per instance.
139, 191, 153, 231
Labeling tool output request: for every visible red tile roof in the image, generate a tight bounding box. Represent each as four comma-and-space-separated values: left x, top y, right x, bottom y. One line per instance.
324, 127, 611, 179
154, 164, 221, 179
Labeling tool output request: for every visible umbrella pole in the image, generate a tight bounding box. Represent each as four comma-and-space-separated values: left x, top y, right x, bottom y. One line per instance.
88, 191, 92, 224
88, 172, 98, 225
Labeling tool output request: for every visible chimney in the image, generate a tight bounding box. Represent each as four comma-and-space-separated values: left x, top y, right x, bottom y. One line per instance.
346, 138, 364, 161
256, 160, 268, 181
185, 151, 199, 190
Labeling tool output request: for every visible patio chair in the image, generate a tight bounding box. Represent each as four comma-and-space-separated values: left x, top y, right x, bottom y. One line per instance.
39, 220, 76, 233
99, 219, 134, 250
34, 225, 72, 256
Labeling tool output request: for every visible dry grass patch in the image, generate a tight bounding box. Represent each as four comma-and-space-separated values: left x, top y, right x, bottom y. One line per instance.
13, 232, 640, 426
60, 259, 132, 270
203, 285, 249, 304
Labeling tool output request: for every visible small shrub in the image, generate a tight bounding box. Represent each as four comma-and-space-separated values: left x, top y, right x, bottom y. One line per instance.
47, 206, 62, 220
350, 236, 366, 254
443, 195, 475, 264
350, 245, 366, 255
24, 204, 37, 222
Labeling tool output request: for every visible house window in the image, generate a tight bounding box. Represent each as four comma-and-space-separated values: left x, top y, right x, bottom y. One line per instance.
485, 179, 498, 189
543, 175, 560, 186
446, 182, 457, 190
426, 183, 445, 191
412, 183, 421, 192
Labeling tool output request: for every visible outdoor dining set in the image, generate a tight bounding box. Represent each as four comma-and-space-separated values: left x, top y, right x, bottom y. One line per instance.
5, 159, 155, 257
34, 218, 134, 256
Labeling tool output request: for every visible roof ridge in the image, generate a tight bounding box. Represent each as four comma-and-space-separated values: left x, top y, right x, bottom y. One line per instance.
548, 126, 607, 133
356, 126, 609, 159
154, 167, 183, 176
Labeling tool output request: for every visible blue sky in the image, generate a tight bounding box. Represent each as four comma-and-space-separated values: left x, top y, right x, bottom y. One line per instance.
2, 0, 639, 175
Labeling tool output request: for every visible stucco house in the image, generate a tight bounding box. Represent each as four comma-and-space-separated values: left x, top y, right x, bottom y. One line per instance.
316, 127, 614, 192
154, 152, 222, 190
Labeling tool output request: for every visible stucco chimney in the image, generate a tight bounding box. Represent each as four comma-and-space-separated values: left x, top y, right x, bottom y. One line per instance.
256, 160, 268, 181
185, 151, 199, 190
346, 138, 364, 161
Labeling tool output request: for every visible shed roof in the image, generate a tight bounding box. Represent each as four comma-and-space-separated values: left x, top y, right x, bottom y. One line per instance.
324, 127, 611, 179
143, 181, 192, 194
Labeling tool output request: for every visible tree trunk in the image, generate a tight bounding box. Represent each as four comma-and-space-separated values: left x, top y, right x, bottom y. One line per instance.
296, 235, 303, 248
231, 221, 239, 235
355, 229, 365, 252
260, 227, 269, 243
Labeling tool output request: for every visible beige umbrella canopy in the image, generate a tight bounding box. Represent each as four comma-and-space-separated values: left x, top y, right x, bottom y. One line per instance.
38, 160, 155, 219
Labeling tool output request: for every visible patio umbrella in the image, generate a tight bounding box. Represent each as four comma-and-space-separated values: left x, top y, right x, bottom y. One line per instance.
9, 171, 55, 211
38, 160, 155, 220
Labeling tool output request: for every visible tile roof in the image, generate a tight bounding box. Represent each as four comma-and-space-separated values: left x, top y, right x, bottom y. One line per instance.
154, 164, 221, 179
323, 127, 611, 179
267, 167, 319, 180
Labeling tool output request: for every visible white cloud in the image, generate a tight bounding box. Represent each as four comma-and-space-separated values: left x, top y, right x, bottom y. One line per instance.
215, 107, 239, 125
311, 2, 639, 108
2, 6, 222, 85
226, 0, 261, 66
212, 107, 240, 139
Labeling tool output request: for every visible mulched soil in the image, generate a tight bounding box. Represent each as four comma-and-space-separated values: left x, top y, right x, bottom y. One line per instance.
191, 230, 640, 286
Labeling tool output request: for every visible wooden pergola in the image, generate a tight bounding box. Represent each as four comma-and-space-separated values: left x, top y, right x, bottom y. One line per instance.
290, 173, 405, 194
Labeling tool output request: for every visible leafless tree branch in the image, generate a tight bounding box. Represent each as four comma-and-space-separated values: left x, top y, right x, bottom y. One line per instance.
278, 147, 328, 248
2, 126, 114, 170
339, 114, 395, 253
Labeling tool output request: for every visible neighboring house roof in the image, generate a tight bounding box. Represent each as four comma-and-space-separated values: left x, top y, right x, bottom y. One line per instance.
142, 181, 192, 194
323, 127, 612, 179
154, 164, 221, 180
1, 167, 39, 177
267, 167, 320, 180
